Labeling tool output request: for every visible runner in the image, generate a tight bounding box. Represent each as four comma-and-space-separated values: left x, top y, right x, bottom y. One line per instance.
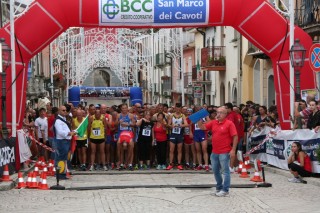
72, 109, 88, 171
115, 103, 136, 170
87, 109, 108, 171
166, 103, 189, 170
193, 106, 210, 171
184, 108, 196, 169
136, 111, 154, 169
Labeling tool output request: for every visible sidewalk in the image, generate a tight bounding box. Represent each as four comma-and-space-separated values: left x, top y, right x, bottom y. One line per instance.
1, 164, 319, 191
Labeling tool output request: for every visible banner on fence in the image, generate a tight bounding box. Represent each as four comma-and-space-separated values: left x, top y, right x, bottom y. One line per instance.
0, 138, 16, 175
250, 128, 320, 173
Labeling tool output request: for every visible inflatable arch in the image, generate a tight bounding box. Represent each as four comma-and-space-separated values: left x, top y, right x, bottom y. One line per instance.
0, 0, 314, 132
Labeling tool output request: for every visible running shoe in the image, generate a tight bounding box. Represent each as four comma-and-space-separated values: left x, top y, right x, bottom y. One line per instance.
89, 165, 94, 171
161, 165, 167, 170
288, 177, 302, 183
215, 190, 229, 197
205, 165, 209, 172
139, 165, 144, 170
166, 164, 174, 170
146, 165, 150, 170
185, 163, 190, 169
128, 165, 133, 171
134, 164, 139, 170
156, 164, 161, 170
177, 164, 184, 170
196, 165, 203, 170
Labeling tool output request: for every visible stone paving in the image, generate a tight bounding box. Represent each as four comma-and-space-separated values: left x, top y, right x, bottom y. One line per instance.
0, 168, 319, 213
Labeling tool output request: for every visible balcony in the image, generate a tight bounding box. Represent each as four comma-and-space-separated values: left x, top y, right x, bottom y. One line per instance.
201, 46, 226, 71
247, 42, 269, 59
295, 0, 320, 38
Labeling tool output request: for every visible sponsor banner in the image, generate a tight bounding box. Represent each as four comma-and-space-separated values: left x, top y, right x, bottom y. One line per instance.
99, 0, 209, 26
0, 138, 16, 175
80, 87, 130, 100
250, 128, 320, 173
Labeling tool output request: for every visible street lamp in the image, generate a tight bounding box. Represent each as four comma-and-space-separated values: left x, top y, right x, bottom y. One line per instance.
0, 38, 12, 139
289, 39, 306, 98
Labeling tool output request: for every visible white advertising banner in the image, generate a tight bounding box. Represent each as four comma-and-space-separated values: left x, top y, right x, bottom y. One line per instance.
249, 128, 320, 173
99, 0, 209, 26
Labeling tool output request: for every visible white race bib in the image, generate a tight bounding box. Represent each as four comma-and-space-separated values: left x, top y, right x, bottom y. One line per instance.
172, 127, 181, 134
142, 128, 151, 136
184, 127, 190, 135
195, 123, 200, 130
120, 122, 129, 130
92, 128, 101, 136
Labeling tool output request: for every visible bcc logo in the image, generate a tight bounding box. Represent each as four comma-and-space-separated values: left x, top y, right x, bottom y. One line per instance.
103, 0, 153, 19
103, 0, 119, 19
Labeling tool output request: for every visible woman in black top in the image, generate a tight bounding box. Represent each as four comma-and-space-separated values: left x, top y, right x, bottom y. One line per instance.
136, 111, 154, 169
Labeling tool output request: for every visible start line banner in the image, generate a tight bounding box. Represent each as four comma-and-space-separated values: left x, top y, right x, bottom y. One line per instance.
249, 127, 320, 173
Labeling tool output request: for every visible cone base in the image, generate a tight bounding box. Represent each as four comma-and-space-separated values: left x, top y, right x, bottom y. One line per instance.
250, 177, 263, 182
16, 184, 26, 189
0, 178, 13, 182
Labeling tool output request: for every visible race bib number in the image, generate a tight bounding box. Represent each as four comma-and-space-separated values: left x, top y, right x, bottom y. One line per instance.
195, 123, 200, 130
92, 128, 101, 136
120, 123, 129, 131
142, 129, 151, 136
184, 127, 190, 135
172, 127, 181, 134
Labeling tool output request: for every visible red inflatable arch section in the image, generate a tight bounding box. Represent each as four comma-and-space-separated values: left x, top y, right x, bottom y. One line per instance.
0, 0, 314, 132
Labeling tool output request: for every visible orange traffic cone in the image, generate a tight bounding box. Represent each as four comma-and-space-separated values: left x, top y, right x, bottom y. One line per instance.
244, 156, 251, 169
250, 171, 263, 182
34, 166, 39, 177
15, 172, 26, 189
237, 161, 243, 173
66, 166, 72, 179
38, 172, 43, 188
26, 172, 32, 188
39, 173, 49, 190
29, 172, 38, 188
239, 166, 249, 178
0, 164, 12, 182
43, 167, 48, 174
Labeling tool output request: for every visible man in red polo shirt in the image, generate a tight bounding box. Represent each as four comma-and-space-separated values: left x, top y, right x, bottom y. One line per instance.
198, 107, 238, 197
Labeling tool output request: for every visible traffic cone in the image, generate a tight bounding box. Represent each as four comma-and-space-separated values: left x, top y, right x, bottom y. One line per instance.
66, 166, 72, 179
29, 172, 38, 188
39, 173, 49, 190
43, 167, 48, 175
0, 164, 12, 182
250, 171, 263, 182
237, 161, 243, 173
47, 165, 53, 176
26, 172, 32, 188
38, 172, 43, 188
34, 166, 39, 177
245, 156, 251, 169
15, 172, 26, 189
239, 166, 249, 178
